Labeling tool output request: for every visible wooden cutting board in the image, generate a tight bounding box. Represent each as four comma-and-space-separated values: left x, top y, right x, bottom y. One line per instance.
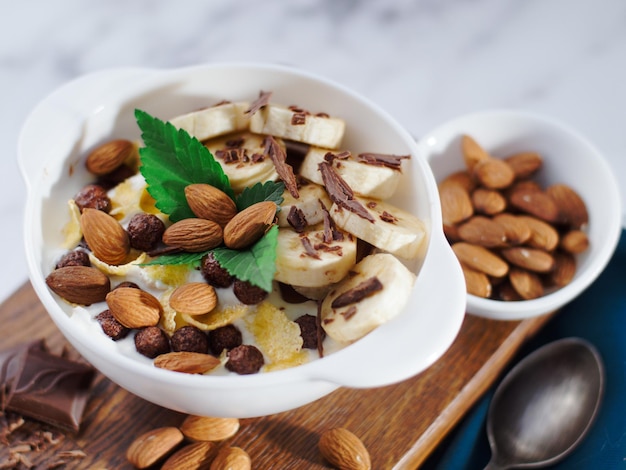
0, 282, 551, 469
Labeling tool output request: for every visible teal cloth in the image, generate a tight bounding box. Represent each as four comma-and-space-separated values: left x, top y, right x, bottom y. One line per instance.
423, 229, 626, 470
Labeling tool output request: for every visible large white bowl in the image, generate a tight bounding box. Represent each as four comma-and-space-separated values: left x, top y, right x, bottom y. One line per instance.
18, 63, 466, 418
418, 110, 622, 320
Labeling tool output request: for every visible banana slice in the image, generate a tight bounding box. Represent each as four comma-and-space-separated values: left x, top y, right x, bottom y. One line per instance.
320, 253, 416, 342
274, 225, 357, 288
203, 132, 279, 192
330, 197, 427, 260
169, 101, 250, 141
277, 183, 332, 228
299, 147, 404, 199
249, 104, 345, 149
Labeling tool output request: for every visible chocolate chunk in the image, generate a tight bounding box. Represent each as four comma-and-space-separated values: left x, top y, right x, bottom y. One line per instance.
245, 90, 272, 116
356, 153, 410, 170
318, 161, 375, 223
380, 211, 398, 223
300, 235, 320, 259
320, 199, 344, 243
226, 345, 265, 375
0, 340, 94, 432
264, 135, 299, 198
287, 206, 307, 232
277, 282, 310, 304
295, 314, 322, 349
291, 112, 307, 125
331, 277, 383, 308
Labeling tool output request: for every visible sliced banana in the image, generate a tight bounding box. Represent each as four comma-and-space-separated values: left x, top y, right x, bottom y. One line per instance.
249, 104, 345, 149
320, 253, 416, 343
274, 225, 357, 288
203, 132, 279, 192
277, 183, 332, 228
299, 147, 403, 199
169, 101, 250, 141
330, 197, 427, 260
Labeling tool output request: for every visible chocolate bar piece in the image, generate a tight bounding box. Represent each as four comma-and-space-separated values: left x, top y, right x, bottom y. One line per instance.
0, 340, 95, 432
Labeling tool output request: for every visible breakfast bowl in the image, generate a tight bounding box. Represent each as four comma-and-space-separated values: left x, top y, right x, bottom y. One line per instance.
18, 63, 466, 418
418, 110, 622, 320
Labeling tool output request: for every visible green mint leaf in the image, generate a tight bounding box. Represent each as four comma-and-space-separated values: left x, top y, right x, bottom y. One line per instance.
135, 109, 234, 222
236, 181, 285, 211
212, 225, 279, 292
140, 251, 208, 268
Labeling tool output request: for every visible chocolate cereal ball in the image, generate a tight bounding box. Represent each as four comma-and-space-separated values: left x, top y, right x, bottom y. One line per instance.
55, 250, 91, 269
226, 345, 265, 375
134, 326, 170, 359
127, 213, 165, 252
201, 252, 234, 288
74, 184, 111, 213
171, 326, 209, 354
233, 279, 268, 305
95, 309, 130, 341
208, 324, 243, 355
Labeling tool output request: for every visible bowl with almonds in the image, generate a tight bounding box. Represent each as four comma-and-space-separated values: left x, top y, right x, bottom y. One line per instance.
419, 109, 622, 319
18, 63, 466, 417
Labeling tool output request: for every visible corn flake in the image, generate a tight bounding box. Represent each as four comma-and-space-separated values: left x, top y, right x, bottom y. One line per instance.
182, 304, 249, 331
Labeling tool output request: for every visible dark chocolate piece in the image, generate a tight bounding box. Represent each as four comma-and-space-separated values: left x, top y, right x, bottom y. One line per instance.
380, 211, 398, 223
286, 206, 307, 233
264, 135, 299, 198
245, 90, 272, 116
331, 277, 383, 308
0, 341, 95, 433
300, 236, 320, 259
318, 161, 375, 223
356, 152, 410, 170
320, 199, 344, 243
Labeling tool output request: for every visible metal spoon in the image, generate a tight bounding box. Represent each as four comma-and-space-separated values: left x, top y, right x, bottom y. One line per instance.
485, 337, 604, 469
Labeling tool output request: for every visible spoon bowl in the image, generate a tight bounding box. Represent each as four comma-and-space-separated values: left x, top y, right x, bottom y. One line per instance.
486, 338, 604, 469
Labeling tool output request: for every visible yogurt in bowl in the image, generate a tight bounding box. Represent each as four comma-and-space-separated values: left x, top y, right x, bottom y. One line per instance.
19, 63, 466, 417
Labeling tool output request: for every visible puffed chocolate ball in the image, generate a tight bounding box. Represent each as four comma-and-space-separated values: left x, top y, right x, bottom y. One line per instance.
127, 213, 166, 252
74, 184, 111, 213
134, 326, 170, 359
226, 345, 265, 375
208, 324, 243, 355
95, 309, 130, 341
171, 326, 209, 354
56, 250, 91, 269
201, 252, 234, 288
233, 279, 268, 305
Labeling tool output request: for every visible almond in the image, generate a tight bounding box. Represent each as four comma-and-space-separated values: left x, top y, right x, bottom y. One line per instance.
162, 442, 219, 470
452, 242, 509, 278
501, 247, 555, 273
185, 184, 237, 227
441, 170, 476, 193
223, 201, 277, 249
126, 426, 184, 469
517, 216, 559, 251
209, 446, 251, 470
549, 251, 577, 287
461, 264, 492, 298
471, 188, 506, 215
80, 208, 130, 265
45, 265, 110, 305
439, 181, 473, 225
86, 139, 135, 176
457, 216, 507, 248
472, 158, 515, 189
163, 218, 223, 252
318, 427, 371, 470
461, 134, 490, 170
508, 188, 560, 223
509, 268, 543, 300
106, 286, 162, 328
492, 213, 531, 246
546, 183, 589, 228
180, 416, 240, 442
154, 352, 221, 374
495, 281, 523, 301
504, 151, 543, 179
170, 282, 217, 316
560, 229, 589, 254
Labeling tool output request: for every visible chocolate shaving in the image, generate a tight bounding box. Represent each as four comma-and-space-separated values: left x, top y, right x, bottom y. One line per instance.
245, 90, 272, 116
380, 211, 398, 223
318, 161, 374, 222
356, 153, 410, 170
316, 301, 325, 358
323, 150, 351, 164
216, 147, 245, 164
331, 276, 383, 308
287, 206, 308, 233
367, 201, 378, 209
300, 236, 320, 259
250, 152, 265, 163
225, 137, 245, 148
212, 99, 232, 107
264, 136, 299, 198
320, 199, 344, 243
314, 243, 343, 256
341, 306, 358, 321
291, 112, 307, 125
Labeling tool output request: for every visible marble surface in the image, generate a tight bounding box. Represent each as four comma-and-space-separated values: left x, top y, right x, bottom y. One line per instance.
1, 0, 625, 304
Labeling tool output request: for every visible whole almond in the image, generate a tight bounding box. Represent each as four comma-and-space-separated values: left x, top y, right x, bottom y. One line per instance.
492, 213, 531, 246
452, 242, 509, 278
549, 251, 577, 287
163, 218, 223, 252
46, 265, 110, 305
439, 181, 473, 225
86, 139, 135, 176
154, 352, 221, 374
209, 446, 251, 470
223, 201, 277, 249
180, 416, 240, 442
126, 426, 184, 469
170, 282, 218, 316
461, 134, 490, 170
517, 216, 559, 251
461, 264, 492, 298
472, 158, 515, 189
318, 427, 371, 470
80, 208, 130, 265
106, 287, 162, 328
457, 216, 507, 248
509, 268, 543, 300
441, 170, 476, 193
501, 247, 555, 273
560, 229, 589, 254
185, 184, 237, 227
162, 441, 218, 470
504, 151, 543, 179
508, 188, 560, 223
495, 281, 523, 301
471, 188, 506, 215
546, 183, 589, 228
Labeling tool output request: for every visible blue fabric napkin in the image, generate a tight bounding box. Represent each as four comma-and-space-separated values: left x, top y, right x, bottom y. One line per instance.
423, 229, 626, 470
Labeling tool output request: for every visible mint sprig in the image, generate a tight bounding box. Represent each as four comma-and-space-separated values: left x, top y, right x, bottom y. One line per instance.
236, 181, 285, 211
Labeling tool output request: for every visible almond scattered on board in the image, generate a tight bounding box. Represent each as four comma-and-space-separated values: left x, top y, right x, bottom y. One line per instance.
180, 416, 241, 442
318, 427, 371, 470
209, 446, 251, 470
126, 426, 184, 469
162, 442, 218, 470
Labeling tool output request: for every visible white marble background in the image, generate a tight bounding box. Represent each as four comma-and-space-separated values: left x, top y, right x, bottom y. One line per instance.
1, 0, 625, 303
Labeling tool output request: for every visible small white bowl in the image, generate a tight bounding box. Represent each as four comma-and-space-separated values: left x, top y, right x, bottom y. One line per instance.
18, 63, 466, 417
418, 110, 622, 320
